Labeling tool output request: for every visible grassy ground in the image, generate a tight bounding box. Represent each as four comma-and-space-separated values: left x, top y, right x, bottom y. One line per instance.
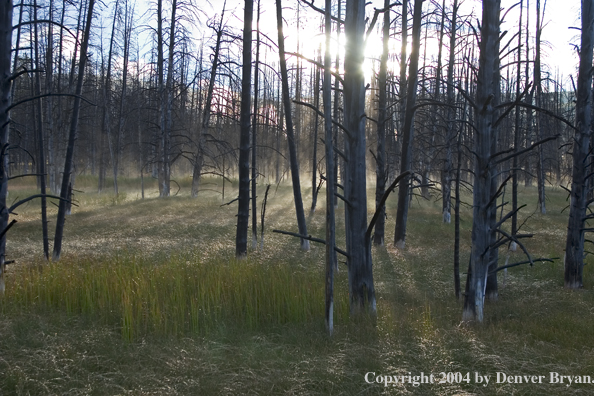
1, 176, 593, 395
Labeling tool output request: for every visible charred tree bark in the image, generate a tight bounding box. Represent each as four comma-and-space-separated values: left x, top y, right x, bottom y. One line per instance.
323, 0, 336, 334
344, 0, 374, 313
275, 0, 309, 251
33, 0, 49, 259
373, 0, 390, 246
462, 0, 500, 322
564, 0, 594, 289
251, 0, 260, 249
394, 0, 422, 249
442, 0, 458, 224
0, 0, 13, 290
235, 0, 253, 257
191, 2, 226, 198
53, 0, 95, 261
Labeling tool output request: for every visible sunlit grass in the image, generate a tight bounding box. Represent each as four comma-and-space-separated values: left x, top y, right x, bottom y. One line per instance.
2, 177, 594, 394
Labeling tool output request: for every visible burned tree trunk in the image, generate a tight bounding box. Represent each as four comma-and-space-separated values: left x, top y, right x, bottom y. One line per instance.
343, 0, 374, 312
323, 0, 336, 334
564, 0, 594, 289
394, 0, 423, 249
235, 0, 253, 257
462, 0, 500, 322
275, 0, 309, 251
373, 0, 390, 246
52, 0, 95, 261
0, 0, 13, 290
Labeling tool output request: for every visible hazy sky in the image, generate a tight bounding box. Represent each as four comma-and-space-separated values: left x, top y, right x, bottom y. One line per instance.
201, 0, 581, 84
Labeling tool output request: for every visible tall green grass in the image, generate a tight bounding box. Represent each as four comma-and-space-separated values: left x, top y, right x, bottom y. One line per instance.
3, 253, 349, 341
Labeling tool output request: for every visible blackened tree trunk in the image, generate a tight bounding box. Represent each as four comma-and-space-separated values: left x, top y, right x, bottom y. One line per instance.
53, 0, 95, 261
251, 0, 260, 249
442, 0, 458, 224
372, 0, 390, 246
191, 2, 226, 198
275, 0, 309, 251
33, 0, 49, 259
344, 0, 374, 312
0, 0, 12, 290
394, 0, 423, 249
564, 0, 594, 289
323, 0, 336, 334
310, 52, 321, 216
462, 0, 500, 322
534, 0, 546, 214
235, 0, 253, 257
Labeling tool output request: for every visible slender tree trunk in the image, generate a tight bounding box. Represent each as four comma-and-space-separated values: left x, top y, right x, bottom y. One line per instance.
512, 0, 523, 237
323, 0, 336, 335
52, 0, 95, 261
251, 0, 260, 249
534, 0, 546, 214
462, 0, 500, 322
373, 0, 390, 246
310, 51, 321, 216
0, 0, 13, 291
275, 0, 310, 251
394, 0, 423, 249
113, 0, 133, 197
33, 0, 49, 259
442, 0, 458, 224
191, 2, 226, 197
235, 0, 253, 257
564, 0, 594, 289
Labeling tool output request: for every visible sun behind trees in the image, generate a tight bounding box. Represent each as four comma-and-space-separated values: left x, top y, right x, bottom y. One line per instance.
0, 0, 589, 329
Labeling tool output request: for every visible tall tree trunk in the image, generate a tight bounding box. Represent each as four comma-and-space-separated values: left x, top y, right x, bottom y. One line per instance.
323, 0, 336, 335
462, 0, 500, 322
310, 50, 321, 216
275, 0, 309, 251
442, 0, 458, 224
564, 0, 594, 289
251, 0, 260, 249
113, 0, 133, 197
0, 0, 13, 291
191, 2, 226, 197
33, 0, 49, 259
534, 0, 546, 214
394, 0, 423, 249
512, 0, 523, 238
52, 0, 95, 261
235, 0, 253, 257
373, 0, 390, 246
344, 0, 374, 312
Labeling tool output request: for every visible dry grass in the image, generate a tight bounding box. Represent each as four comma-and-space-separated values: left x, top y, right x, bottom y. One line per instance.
1, 177, 594, 395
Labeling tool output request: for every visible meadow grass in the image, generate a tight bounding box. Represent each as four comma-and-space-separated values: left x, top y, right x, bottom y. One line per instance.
1, 177, 594, 395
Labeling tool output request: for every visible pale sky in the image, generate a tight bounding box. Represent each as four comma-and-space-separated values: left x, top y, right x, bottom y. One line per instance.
201, 0, 581, 86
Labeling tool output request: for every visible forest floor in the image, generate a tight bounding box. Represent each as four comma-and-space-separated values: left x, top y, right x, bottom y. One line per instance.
1, 176, 593, 395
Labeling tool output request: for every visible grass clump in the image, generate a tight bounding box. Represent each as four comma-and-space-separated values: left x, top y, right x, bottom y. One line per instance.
3, 253, 349, 341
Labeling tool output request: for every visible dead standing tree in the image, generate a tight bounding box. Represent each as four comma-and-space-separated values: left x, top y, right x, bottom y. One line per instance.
564, 0, 594, 289
235, 0, 253, 258
393, 0, 423, 249
343, 0, 375, 312
53, 0, 95, 261
275, 0, 309, 251
0, 0, 12, 289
